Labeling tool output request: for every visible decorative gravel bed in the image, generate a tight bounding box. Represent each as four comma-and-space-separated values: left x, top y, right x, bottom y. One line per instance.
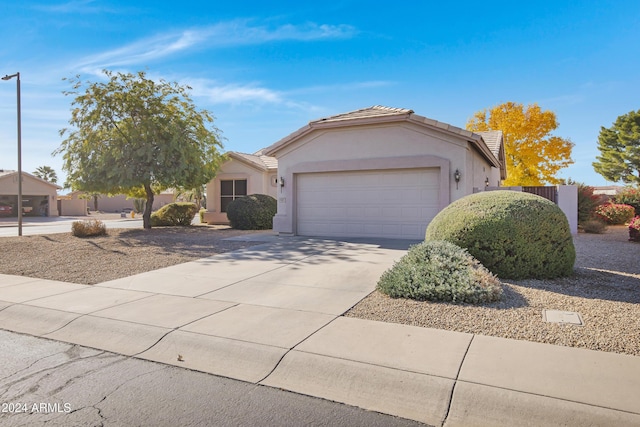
0, 226, 265, 285
1, 222, 638, 356
346, 226, 640, 356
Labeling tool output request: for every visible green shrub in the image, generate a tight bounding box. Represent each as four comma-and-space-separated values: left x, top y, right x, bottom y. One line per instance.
150, 202, 198, 226
377, 240, 502, 304
582, 219, 607, 234
614, 187, 640, 216
199, 208, 206, 224
576, 183, 604, 224
226, 194, 276, 230
425, 191, 575, 279
72, 219, 107, 237
595, 203, 635, 225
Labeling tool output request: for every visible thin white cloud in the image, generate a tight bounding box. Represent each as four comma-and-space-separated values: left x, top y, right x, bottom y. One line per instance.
31, 0, 119, 14
187, 78, 296, 108
186, 78, 390, 110
286, 80, 396, 96
74, 20, 357, 73
76, 30, 209, 73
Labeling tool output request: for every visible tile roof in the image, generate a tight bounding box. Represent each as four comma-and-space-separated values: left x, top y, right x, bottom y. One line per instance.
264, 105, 505, 173
229, 151, 277, 171
476, 131, 503, 158
313, 105, 413, 123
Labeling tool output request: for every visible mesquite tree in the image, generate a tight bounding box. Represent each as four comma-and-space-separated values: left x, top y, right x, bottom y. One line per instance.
56, 70, 224, 228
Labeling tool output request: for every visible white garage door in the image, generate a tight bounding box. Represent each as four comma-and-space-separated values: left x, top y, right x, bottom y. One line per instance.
296, 168, 441, 239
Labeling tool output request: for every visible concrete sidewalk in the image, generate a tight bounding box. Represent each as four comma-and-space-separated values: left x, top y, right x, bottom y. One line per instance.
0, 237, 639, 426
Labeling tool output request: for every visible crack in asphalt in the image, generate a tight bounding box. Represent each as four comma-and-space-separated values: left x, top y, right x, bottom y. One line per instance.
0, 349, 118, 401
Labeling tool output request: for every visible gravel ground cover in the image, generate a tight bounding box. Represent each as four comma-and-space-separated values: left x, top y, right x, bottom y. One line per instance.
346, 226, 640, 356
0, 222, 638, 356
0, 225, 264, 285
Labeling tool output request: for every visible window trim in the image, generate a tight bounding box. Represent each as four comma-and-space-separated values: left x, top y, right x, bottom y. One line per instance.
220, 179, 248, 212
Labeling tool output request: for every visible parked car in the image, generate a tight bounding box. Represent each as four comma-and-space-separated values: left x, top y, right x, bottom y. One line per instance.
0, 202, 13, 216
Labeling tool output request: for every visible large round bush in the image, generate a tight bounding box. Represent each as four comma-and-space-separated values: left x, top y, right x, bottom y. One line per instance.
425, 191, 575, 279
377, 240, 502, 304
150, 202, 198, 226
226, 194, 276, 230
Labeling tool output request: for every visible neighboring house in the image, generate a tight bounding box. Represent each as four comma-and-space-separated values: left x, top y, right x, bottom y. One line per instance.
262, 105, 506, 239
64, 190, 176, 213
593, 185, 623, 197
203, 150, 278, 224
0, 170, 61, 217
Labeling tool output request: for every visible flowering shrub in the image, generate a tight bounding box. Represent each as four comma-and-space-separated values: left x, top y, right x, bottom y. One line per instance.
576, 183, 604, 224
595, 203, 636, 225
615, 187, 640, 216
630, 216, 640, 242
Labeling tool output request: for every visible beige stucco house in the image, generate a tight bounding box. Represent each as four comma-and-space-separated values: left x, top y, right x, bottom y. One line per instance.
203, 150, 278, 224
0, 170, 61, 217
262, 105, 506, 239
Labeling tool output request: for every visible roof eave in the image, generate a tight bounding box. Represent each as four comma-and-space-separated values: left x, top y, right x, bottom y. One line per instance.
227, 152, 268, 172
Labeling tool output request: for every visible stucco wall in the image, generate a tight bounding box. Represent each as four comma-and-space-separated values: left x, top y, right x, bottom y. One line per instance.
270, 122, 495, 235
204, 159, 277, 224
60, 198, 87, 216
0, 174, 59, 217
77, 192, 175, 212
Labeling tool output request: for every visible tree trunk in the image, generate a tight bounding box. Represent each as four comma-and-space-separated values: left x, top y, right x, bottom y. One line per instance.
143, 184, 154, 229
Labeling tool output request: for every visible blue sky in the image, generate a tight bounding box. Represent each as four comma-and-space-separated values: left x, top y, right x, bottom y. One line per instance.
1, 0, 639, 189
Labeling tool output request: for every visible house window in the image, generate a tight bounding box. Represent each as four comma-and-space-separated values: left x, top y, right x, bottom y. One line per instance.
220, 179, 247, 212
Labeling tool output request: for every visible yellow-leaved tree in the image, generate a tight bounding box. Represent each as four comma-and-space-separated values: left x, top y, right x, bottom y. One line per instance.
466, 102, 574, 186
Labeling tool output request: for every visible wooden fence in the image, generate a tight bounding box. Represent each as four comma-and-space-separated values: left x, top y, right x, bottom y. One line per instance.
522, 186, 558, 204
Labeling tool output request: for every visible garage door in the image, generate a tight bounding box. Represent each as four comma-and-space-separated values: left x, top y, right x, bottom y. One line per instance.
296, 168, 441, 239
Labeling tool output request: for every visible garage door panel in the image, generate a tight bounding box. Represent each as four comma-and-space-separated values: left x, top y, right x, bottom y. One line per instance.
296, 169, 441, 239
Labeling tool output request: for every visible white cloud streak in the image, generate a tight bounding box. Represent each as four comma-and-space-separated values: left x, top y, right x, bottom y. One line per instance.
31, 0, 119, 14
75, 20, 357, 74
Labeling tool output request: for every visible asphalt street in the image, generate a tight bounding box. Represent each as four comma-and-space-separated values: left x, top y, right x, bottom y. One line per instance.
0, 330, 424, 427
0, 217, 143, 237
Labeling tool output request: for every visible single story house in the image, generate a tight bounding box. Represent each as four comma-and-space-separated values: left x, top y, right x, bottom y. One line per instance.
262, 105, 506, 239
203, 150, 278, 224
0, 170, 61, 217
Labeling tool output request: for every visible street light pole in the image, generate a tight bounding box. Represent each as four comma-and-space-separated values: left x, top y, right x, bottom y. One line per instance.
2, 72, 22, 236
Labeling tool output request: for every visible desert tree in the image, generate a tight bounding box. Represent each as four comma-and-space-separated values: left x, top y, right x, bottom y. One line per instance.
467, 102, 574, 186
55, 70, 224, 228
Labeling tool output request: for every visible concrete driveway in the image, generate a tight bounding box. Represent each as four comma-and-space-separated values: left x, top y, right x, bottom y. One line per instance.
0, 235, 639, 426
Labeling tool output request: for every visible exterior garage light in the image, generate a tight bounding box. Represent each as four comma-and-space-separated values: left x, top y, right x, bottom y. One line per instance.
454, 169, 461, 189
485, 177, 490, 187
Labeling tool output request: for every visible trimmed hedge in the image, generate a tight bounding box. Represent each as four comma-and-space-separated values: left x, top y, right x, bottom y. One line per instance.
150, 202, 198, 226
377, 240, 502, 304
226, 194, 276, 230
425, 191, 575, 279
